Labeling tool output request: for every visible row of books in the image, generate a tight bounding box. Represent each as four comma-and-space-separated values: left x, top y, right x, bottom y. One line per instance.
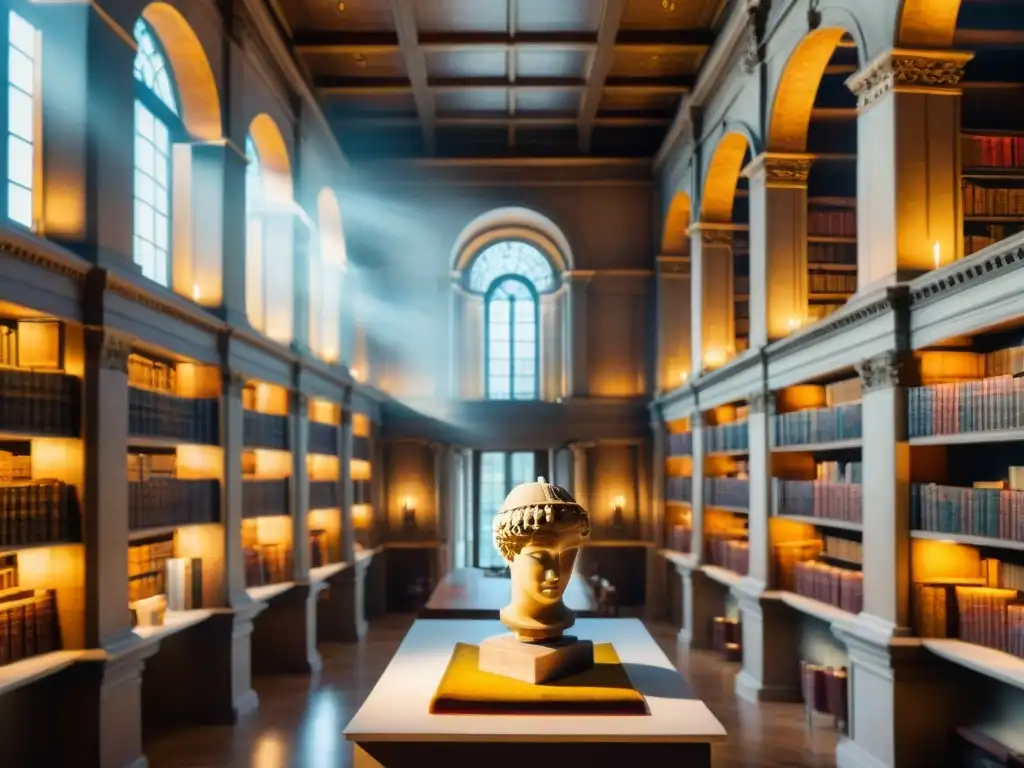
707, 534, 749, 575
704, 477, 749, 510
309, 530, 332, 568
668, 523, 692, 553
666, 476, 692, 503
0, 556, 15, 589
128, 478, 219, 532
711, 616, 741, 660
308, 421, 338, 456
772, 403, 862, 447
128, 537, 175, 604
0, 369, 80, 437
801, 662, 848, 731
706, 421, 748, 454
127, 354, 177, 394
772, 478, 863, 523
793, 559, 864, 614
242, 478, 290, 519
309, 480, 338, 510
0, 451, 31, 483
129, 389, 219, 445
776, 539, 823, 591
808, 210, 856, 239
667, 432, 692, 457
914, 582, 1024, 660
962, 183, 1024, 218
961, 133, 1024, 168
243, 410, 290, 451
985, 347, 1024, 378
910, 482, 1024, 540
127, 451, 175, 481
965, 229, 1020, 257
823, 536, 863, 565
816, 460, 862, 483
907, 375, 1024, 438
0, 589, 58, 667
243, 543, 291, 588
0, 479, 78, 547
808, 243, 856, 266
809, 271, 857, 295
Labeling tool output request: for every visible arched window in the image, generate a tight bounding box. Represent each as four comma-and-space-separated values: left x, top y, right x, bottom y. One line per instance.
245, 137, 265, 329
467, 241, 555, 400
132, 18, 180, 286
7, 11, 40, 230
311, 188, 346, 362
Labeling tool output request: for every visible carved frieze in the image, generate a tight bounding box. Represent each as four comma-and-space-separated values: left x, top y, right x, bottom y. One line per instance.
846, 49, 974, 110
856, 352, 916, 393
744, 153, 814, 187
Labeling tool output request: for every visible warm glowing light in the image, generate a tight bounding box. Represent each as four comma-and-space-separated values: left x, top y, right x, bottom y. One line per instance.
704, 349, 727, 368
933, 241, 941, 269
352, 503, 372, 529
787, 316, 802, 331
351, 366, 364, 382
192, 283, 200, 301
679, 371, 689, 383
403, 496, 414, 511
612, 496, 625, 510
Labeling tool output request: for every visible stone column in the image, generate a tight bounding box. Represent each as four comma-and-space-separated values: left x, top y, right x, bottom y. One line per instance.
734, 390, 802, 704
656, 255, 692, 391
846, 49, 973, 291
339, 403, 356, 564
540, 293, 560, 400
689, 224, 735, 374
564, 272, 592, 397
448, 277, 462, 399
39, 4, 134, 271
645, 416, 668, 622
744, 153, 814, 344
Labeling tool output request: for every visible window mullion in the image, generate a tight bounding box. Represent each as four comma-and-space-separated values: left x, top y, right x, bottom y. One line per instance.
508, 295, 516, 398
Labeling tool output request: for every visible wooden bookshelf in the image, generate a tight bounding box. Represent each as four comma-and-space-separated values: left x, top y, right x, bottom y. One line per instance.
961, 132, 1024, 257
779, 590, 856, 626
773, 514, 863, 533
701, 403, 750, 578
664, 416, 693, 554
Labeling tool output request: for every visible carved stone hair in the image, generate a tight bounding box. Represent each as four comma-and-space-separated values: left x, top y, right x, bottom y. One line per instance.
492, 482, 591, 563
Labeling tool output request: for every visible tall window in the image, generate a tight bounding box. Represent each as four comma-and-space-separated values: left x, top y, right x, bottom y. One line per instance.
132, 18, 179, 286
7, 12, 38, 229
477, 451, 536, 569
312, 189, 345, 362
467, 241, 554, 400
245, 137, 265, 329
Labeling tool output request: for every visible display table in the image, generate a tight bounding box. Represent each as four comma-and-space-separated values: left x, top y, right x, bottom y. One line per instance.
344, 618, 726, 767
422, 567, 598, 618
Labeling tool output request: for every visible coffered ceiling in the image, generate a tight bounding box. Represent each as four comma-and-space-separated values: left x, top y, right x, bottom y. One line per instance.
267, 0, 730, 160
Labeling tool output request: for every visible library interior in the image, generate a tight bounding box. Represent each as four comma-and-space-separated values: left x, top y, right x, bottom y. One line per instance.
0, 0, 1023, 766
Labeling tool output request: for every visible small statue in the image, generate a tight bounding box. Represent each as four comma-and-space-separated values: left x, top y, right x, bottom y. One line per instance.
478, 477, 595, 684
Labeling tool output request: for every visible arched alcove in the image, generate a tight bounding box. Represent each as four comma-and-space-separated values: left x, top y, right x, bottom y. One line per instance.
310, 187, 346, 363
452, 206, 574, 274
661, 192, 692, 255
245, 113, 294, 344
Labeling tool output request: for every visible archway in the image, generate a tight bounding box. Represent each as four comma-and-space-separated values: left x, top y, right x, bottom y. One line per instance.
310, 188, 346, 363
896, 0, 963, 48
452, 207, 574, 274
661, 192, 692, 255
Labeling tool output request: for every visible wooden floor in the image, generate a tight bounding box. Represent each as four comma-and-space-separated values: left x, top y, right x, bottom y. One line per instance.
145, 615, 840, 768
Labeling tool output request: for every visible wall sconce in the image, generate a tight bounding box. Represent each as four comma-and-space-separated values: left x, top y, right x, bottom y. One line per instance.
611, 496, 625, 528
402, 496, 416, 530
192, 283, 201, 302
679, 371, 689, 384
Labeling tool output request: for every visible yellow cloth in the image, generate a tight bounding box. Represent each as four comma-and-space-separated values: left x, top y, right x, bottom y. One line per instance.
430, 642, 648, 715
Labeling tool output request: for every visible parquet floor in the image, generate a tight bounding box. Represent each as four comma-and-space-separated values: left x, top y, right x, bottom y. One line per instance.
144, 615, 839, 768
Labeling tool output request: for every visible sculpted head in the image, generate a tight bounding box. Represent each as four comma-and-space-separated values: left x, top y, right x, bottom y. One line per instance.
493, 479, 591, 609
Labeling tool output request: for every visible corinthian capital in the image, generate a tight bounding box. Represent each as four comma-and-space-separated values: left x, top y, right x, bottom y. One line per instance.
846, 48, 974, 110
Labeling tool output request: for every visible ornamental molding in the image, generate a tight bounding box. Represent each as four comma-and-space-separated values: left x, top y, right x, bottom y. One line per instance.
0, 236, 90, 280
909, 237, 1024, 307
86, 327, 134, 373
846, 48, 974, 110
856, 352, 915, 392
747, 389, 775, 415
743, 153, 814, 187
690, 224, 735, 245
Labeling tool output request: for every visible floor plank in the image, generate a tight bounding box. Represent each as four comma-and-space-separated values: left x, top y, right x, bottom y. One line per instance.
143, 616, 839, 767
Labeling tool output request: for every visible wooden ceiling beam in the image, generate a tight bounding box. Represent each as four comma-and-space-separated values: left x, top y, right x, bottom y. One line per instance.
578, 0, 627, 154
314, 77, 691, 96
333, 115, 671, 128
387, 0, 436, 154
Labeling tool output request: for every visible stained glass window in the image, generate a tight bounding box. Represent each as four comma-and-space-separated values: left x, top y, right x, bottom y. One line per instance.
468, 240, 555, 294
8, 12, 37, 228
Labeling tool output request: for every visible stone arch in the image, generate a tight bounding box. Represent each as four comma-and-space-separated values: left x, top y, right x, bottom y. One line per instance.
896, 0, 962, 48
452, 207, 574, 274
248, 113, 293, 206
769, 27, 854, 153
140, 2, 221, 141
317, 187, 346, 268
661, 192, 692, 254
700, 129, 757, 223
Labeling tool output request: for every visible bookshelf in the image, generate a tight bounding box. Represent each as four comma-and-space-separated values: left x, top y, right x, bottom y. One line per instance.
351, 411, 375, 548
664, 417, 693, 554
307, 397, 342, 569
241, 380, 294, 594
961, 132, 1024, 257
702, 404, 749, 578
806, 198, 857, 322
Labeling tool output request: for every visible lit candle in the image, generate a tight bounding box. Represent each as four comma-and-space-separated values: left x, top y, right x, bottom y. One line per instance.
192, 283, 200, 301
933, 241, 941, 269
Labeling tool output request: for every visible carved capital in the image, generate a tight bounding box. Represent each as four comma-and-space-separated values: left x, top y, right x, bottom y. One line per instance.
856, 352, 916, 393
748, 390, 775, 415
85, 327, 133, 374
691, 224, 733, 246
656, 254, 690, 276
744, 153, 814, 187
221, 368, 245, 395
846, 49, 974, 110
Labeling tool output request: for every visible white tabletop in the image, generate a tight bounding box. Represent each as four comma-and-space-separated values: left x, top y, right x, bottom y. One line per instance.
425, 568, 596, 613
344, 618, 727, 744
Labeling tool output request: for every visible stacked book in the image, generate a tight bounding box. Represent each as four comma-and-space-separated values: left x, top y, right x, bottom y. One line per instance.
705, 421, 748, 454
775, 539, 824, 592
128, 388, 219, 444
0, 479, 78, 546
961, 133, 1024, 168
908, 375, 1024, 438
308, 422, 338, 456
308, 480, 338, 510
243, 543, 291, 588
667, 432, 692, 457
794, 560, 864, 613
772, 478, 863, 523
666, 476, 692, 503
773, 403, 862, 447
242, 411, 289, 451
128, 478, 219, 531
801, 662, 848, 732
707, 535, 749, 575
0, 369, 80, 437
128, 537, 174, 604
0, 589, 58, 667
704, 477, 749, 510
241, 478, 290, 519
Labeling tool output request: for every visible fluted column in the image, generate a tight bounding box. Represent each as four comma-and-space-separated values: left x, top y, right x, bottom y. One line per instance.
564, 272, 592, 397
656, 254, 692, 391
689, 224, 735, 374
744, 153, 814, 344
846, 49, 973, 290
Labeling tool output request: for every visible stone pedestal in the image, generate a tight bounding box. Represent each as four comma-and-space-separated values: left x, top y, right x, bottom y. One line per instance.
251, 584, 325, 674
733, 583, 802, 704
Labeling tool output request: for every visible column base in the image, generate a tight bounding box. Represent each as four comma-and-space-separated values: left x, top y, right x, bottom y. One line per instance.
317, 565, 368, 642
732, 579, 802, 705
675, 564, 720, 651
252, 583, 325, 674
